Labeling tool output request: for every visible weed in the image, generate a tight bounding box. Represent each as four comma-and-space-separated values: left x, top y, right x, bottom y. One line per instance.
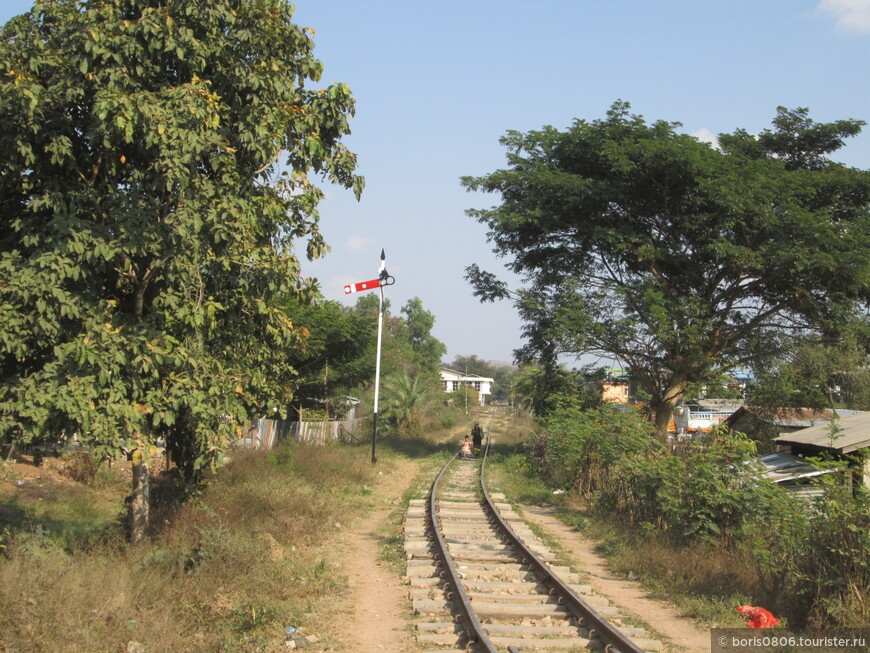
486, 452, 558, 505
228, 602, 282, 634
0, 460, 14, 482
519, 402, 870, 629
0, 440, 382, 651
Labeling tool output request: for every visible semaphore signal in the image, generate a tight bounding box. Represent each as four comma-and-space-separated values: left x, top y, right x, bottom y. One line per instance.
343, 250, 394, 463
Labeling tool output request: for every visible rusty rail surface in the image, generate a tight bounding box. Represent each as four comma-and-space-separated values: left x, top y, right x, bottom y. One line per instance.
425, 436, 648, 653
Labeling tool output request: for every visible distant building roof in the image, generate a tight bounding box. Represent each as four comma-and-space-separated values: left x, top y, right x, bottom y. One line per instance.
600, 366, 629, 380
726, 406, 862, 430
738, 452, 831, 501
685, 399, 745, 413
439, 367, 494, 383
774, 411, 870, 454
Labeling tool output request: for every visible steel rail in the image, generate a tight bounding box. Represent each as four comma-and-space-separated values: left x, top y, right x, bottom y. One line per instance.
478, 438, 646, 653
427, 451, 499, 653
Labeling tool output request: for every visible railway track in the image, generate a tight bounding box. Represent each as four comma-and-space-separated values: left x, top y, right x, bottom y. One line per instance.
404, 435, 662, 652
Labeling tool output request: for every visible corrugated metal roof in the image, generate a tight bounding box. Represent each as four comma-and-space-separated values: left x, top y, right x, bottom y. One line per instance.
727, 406, 862, 429
687, 399, 745, 413
757, 452, 832, 484
774, 411, 870, 454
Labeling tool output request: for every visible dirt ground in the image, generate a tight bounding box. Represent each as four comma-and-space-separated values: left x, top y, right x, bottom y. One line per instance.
0, 453, 100, 501
4, 449, 712, 652
519, 505, 712, 653
329, 456, 712, 653
327, 456, 421, 652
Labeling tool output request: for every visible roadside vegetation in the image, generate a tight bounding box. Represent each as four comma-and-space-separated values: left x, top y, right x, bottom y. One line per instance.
3, 0, 869, 643
1, 443, 378, 652
0, 400, 484, 652
488, 398, 870, 631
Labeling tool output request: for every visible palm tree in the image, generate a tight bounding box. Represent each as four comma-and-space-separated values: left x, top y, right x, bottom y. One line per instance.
382, 373, 431, 435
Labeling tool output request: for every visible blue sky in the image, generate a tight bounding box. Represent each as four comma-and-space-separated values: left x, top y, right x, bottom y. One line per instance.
3, 1, 870, 366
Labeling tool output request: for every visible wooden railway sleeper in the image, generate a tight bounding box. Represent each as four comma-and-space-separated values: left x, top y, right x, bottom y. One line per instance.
428, 450, 499, 653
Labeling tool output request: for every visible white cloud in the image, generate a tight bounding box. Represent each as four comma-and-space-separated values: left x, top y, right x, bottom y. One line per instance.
346, 235, 376, 251
819, 0, 870, 33
692, 128, 719, 147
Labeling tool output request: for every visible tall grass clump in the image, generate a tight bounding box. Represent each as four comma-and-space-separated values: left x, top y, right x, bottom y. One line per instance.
0, 442, 378, 652
529, 400, 870, 629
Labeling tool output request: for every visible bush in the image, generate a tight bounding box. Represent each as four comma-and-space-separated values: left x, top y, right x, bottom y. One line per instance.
736, 460, 870, 628
530, 401, 659, 495
62, 451, 96, 484
0, 442, 379, 651
529, 402, 870, 628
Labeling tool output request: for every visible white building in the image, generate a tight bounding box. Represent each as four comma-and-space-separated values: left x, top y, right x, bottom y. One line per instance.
439, 367, 494, 406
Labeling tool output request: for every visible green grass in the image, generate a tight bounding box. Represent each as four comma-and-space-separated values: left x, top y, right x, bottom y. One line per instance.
486, 451, 558, 505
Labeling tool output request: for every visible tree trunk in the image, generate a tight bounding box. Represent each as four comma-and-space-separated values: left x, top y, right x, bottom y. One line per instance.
130, 447, 150, 545
651, 380, 687, 439
130, 278, 151, 544
653, 403, 675, 439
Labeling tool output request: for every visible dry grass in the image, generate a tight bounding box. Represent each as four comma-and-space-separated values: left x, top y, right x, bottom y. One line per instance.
0, 442, 380, 652
564, 500, 757, 627
0, 407, 520, 651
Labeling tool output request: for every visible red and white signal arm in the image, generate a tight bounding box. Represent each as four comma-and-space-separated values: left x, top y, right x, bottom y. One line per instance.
343, 278, 381, 294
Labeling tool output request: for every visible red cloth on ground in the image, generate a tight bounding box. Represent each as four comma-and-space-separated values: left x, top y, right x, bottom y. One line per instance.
736, 605, 780, 628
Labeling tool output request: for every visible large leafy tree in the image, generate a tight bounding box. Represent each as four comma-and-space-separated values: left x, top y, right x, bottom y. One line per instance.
747, 318, 870, 412
511, 363, 594, 416
350, 294, 446, 378
463, 102, 870, 435
448, 354, 515, 402
283, 299, 375, 419
0, 0, 362, 541
400, 297, 447, 374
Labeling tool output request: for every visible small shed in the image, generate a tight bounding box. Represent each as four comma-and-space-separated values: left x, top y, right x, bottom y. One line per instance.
774, 411, 870, 487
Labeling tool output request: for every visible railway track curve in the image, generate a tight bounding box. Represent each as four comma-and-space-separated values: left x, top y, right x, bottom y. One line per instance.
404, 434, 662, 652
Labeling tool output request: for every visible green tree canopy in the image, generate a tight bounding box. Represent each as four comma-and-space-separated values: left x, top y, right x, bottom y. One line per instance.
511, 363, 598, 416
463, 102, 870, 435
350, 294, 445, 379
448, 354, 515, 402
283, 299, 375, 418
0, 0, 362, 540
401, 297, 447, 374
747, 316, 870, 412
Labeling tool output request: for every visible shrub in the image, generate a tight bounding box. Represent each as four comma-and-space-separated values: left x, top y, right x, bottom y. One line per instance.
531, 402, 870, 628
795, 466, 870, 628
530, 401, 659, 495
597, 430, 779, 546
62, 451, 96, 484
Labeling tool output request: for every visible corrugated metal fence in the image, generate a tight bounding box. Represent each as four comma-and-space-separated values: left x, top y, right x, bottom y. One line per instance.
241, 418, 364, 449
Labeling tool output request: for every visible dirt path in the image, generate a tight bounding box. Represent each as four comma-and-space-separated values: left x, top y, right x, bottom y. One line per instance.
519, 505, 712, 653
322, 416, 711, 653
328, 457, 421, 653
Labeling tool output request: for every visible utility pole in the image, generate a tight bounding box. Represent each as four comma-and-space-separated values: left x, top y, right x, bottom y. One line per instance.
464, 362, 468, 415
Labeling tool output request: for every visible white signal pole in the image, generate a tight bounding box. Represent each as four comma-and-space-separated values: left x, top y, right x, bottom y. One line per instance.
371, 251, 387, 463
342, 250, 394, 464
